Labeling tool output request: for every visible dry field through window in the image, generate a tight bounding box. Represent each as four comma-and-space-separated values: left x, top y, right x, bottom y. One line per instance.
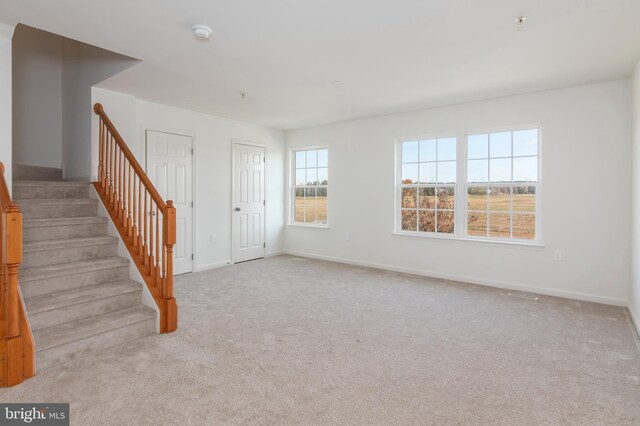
295, 196, 328, 223
400, 191, 535, 239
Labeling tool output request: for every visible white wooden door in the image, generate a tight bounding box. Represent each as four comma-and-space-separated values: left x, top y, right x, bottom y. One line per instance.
146, 130, 193, 275
233, 143, 265, 263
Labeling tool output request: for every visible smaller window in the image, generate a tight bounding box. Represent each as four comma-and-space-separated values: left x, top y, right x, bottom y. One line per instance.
292, 148, 328, 225
398, 137, 457, 234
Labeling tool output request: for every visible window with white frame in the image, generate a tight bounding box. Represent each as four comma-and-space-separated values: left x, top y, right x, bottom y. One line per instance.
399, 137, 456, 234
292, 148, 328, 225
397, 128, 540, 242
466, 129, 538, 240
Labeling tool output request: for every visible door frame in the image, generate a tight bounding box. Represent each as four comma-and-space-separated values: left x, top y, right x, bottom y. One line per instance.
231, 139, 268, 264
143, 126, 196, 274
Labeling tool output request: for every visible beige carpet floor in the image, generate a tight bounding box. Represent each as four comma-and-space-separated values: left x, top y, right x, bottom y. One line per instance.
3, 255, 640, 425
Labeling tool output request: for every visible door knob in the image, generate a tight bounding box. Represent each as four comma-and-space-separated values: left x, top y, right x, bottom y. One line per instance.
235, 207, 241, 211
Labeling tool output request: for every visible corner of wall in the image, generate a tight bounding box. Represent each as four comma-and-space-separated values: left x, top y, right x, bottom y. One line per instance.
630, 59, 640, 336
0, 23, 15, 192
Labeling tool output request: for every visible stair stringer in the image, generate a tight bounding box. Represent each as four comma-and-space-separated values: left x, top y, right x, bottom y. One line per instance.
89, 185, 160, 333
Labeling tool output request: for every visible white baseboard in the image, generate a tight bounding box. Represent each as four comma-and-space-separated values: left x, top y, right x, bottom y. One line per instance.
629, 306, 640, 338
193, 253, 282, 272
194, 261, 231, 273
282, 250, 628, 307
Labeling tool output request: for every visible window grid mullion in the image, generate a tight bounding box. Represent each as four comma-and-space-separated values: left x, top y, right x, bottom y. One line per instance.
510, 132, 514, 238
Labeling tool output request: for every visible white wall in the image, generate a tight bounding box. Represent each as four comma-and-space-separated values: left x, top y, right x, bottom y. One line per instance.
11, 25, 137, 180
0, 24, 15, 190
61, 42, 137, 180
92, 88, 285, 271
12, 27, 63, 168
631, 63, 640, 330
285, 80, 632, 306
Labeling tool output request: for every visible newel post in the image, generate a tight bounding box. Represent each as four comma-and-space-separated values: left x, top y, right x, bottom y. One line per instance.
4, 203, 24, 386
162, 201, 177, 333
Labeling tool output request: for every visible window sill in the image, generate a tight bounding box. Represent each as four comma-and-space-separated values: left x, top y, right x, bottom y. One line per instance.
287, 223, 330, 229
392, 231, 545, 248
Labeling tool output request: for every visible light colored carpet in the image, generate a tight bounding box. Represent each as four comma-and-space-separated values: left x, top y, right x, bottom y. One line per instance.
3, 255, 640, 425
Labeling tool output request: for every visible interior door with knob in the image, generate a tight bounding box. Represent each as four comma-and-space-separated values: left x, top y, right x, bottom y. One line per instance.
233, 143, 266, 263
146, 130, 194, 275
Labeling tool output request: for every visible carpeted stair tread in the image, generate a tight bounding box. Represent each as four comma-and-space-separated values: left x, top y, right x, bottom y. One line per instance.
13, 180, 89, 188
24, 280, 142, 314
21, 257, 129, 282
34, 305, 156, 352
23, 216, 107, 228
23, 236, 118, 253
13, 164, 63, 182
18, 198, 97, 205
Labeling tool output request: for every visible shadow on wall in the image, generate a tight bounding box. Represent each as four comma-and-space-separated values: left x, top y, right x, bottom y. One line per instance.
12, 24, 139, 180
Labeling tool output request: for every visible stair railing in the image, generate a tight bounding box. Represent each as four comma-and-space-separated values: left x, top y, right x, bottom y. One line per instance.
93, 103, 177, 333
0, 162, 34, 386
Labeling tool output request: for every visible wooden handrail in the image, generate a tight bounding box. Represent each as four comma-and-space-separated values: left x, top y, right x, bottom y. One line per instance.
0, 162, 34, 387
94, 104, 167, 211
93, 103, 177, 333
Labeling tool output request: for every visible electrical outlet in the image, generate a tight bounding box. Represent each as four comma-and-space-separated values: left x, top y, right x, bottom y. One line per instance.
554, 250, 562, 261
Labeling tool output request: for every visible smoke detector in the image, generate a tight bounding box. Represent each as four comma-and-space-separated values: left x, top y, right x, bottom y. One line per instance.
192, 25, 212, 40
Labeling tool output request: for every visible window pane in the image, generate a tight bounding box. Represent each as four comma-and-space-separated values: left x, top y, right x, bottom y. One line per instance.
418, 210, 435, 232
437, 161, 456, 183
467, 159, 488, 182
317, 149, 328, 167
295, 169, 306, 186
402, 141, 419, 163
317, 192, 328, 223
318, 167, 328, 185
402, 163, 418, 184
402, 188, 417, 208
419, 162, 436, 184
513, 129, 538, 157
438, 138, 456, 161
306, 168, 318, 185
305, 204, 317, 223
304, 188, 317, 223
489, 187, 510, 212
513, 186, 536, 212
467, 212, 487, 236
513, 214, 535, 239
419, 187, 435, 209
513, 157, 538, 182
294, 188, 305, 222
401, 210, 417, 231
437, 211, 454, 233
437, 187, 455, 210
490, 158, 511, 182
490, 132, 511, 158
468, 134, 488, 159
306, 150, 318, 168
295, 151, 306, 168
419, 139, 436, 162
489, 213, 510, 237
467, 187, 487, 211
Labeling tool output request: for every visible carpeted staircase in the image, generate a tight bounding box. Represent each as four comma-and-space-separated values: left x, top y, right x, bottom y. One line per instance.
14, 164, 156, 371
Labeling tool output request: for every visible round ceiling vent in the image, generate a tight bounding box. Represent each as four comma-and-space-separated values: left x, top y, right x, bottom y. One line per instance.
192, 25, 212, 40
